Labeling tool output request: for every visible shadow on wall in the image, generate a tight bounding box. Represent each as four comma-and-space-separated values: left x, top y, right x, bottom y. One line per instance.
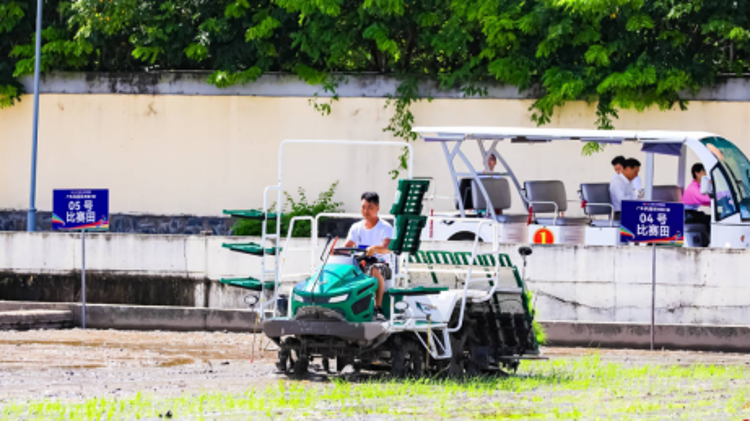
0, 271, 202, 306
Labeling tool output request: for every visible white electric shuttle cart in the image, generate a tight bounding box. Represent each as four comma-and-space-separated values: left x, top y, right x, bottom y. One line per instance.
414, 127, 750, 249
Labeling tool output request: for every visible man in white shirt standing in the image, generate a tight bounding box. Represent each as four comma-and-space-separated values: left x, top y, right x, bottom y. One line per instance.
612, 155, 642, 196
610, 158, 642, 214
344, 192, 393, 320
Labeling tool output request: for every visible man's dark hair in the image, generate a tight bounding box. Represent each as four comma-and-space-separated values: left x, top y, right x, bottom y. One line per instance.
691, 163, 705, 180
361, 192, 379, 206
611, 156, 626, 167
623, 158, 641, 169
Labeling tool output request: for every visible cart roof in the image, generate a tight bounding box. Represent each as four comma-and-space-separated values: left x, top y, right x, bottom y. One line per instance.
412, 127, 718, 144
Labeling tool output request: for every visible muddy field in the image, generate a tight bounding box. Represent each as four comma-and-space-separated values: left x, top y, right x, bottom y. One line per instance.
0, 329, 280, 400
0, 329, 749, 419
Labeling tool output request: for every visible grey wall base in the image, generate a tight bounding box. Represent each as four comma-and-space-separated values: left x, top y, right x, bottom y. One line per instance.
1, 301, 747, 352
0, 301, 260, 333
543, 321, 750, 353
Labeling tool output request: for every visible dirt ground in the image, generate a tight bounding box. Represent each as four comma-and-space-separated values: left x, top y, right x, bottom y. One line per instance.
0, 329, 748, 401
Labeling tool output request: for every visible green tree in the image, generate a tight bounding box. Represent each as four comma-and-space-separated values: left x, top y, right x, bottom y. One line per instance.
3, 0, 750, 167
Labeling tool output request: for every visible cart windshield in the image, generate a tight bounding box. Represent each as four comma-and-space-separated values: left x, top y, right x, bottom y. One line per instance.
702, 137, 750, 220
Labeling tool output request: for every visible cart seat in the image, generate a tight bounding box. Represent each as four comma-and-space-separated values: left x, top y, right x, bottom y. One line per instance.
458, 176, 528, 223
591, 219, 620, 227
580, 183, 619, 227
652, 185, 683, 202
525, 180, 591, 226
496, 214, 530, 223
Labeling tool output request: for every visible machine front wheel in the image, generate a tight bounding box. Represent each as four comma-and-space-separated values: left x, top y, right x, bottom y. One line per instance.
276, 347, 292, 374
391, 340, 425, 379
291, 352, 310, 379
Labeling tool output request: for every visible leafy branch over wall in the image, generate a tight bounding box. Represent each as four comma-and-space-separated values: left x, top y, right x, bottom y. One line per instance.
2, 0, 749, 169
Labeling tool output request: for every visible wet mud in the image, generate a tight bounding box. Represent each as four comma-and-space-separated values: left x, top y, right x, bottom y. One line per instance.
0, 329, 747, 400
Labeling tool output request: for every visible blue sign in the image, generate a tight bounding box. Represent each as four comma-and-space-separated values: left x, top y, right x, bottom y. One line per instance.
53, 189, 110, 231
620, 200, 684, 245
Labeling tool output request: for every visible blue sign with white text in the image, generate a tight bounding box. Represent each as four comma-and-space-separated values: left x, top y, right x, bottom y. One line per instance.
53, 189, 110, 231
620, 200, 684, 245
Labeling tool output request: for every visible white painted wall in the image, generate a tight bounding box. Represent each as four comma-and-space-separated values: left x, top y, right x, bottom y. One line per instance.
1, 87, 743, 218
1, 232, 748, 326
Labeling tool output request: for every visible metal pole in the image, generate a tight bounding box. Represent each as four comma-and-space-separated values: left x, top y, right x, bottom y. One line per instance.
650, 243, 656, 351
677, 145, 687, 190
644, 153, 655, 200
27, 0, 43, 232
82, 230, 86, 329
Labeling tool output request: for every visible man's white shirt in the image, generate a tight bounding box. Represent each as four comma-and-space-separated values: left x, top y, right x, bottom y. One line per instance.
611, 173, 642, 194
346, 218, 393, 261
610, 173, 637, 212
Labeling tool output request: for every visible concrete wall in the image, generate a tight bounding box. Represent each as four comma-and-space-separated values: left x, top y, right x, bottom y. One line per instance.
1, 231, 747, 326
3, 72, 750, 218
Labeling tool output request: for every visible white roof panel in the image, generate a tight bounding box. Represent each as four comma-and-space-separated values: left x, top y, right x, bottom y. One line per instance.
413, 126, 717, 144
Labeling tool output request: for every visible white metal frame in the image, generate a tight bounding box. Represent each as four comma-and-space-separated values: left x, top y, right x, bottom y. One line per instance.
259, 140, 414, 318
386, 216, 510, 360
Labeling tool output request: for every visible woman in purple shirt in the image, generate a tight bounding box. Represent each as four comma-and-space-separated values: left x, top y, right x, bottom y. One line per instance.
682, 163, 711, 227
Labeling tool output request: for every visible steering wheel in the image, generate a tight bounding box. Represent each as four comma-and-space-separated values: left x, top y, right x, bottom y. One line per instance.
331, 247, 367, 257
330, 247, 380, 268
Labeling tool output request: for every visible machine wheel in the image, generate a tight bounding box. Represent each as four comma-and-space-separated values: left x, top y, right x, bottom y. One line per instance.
447, 331, 468, 378
291, 352, 310, 379
463, 349, 481, 377
336, 357, 351, 373
276, 348, 292, 374
391, 340, 424, 379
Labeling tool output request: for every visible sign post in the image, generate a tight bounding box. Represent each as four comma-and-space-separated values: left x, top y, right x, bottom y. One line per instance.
53, 189, 110, 329
620, 200, 684, 351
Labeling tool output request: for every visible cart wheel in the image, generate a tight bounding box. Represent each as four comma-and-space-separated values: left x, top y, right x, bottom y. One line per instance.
391, 340, 424, 379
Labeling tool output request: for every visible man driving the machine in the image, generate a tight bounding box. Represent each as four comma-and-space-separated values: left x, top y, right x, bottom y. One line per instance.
344, 192, 393, 321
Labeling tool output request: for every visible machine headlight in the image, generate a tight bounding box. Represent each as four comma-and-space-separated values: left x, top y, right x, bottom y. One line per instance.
244, 294, 259, 306
394, 301, 409, 311
328, 294, 349, 303
293, 293, 305, 303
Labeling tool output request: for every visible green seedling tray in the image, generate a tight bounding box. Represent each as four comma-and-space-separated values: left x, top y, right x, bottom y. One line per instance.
223, 209, 282, 220
220, 277, 276, 291
222, 242, 282, 256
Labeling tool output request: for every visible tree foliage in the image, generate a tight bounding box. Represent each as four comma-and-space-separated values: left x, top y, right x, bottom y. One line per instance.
2, 0, 750, 166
